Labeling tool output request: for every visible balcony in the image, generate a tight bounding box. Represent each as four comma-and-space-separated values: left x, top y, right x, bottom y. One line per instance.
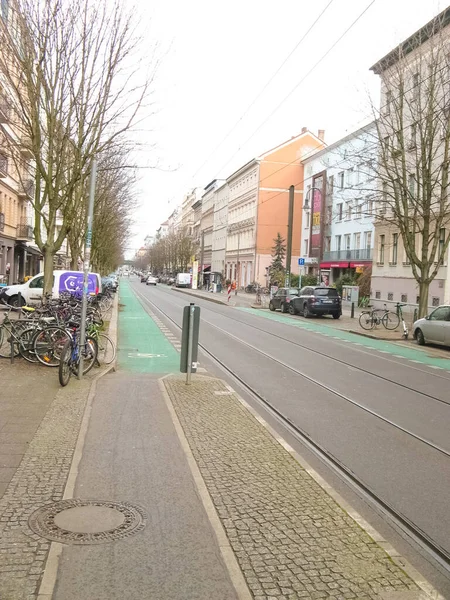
16, 219, 33, 241
0, 153, 7, 178
19, 136, 33, 159
18, 179, 35, 199
0, 97, 10, 123
322, 248, 373, 262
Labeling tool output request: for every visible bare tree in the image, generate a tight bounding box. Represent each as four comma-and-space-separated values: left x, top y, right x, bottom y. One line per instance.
0, 0, 155, 295
369, 17, 450, 316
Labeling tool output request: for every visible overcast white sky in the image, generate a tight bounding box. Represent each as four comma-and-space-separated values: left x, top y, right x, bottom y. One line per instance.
125, 0, 446, 256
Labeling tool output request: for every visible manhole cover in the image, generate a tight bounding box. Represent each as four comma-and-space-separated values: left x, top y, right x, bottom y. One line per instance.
28, 499, 146, 545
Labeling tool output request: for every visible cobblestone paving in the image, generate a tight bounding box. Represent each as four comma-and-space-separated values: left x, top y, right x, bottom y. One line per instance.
0, 377, 91, 600
165, 376, 419, 600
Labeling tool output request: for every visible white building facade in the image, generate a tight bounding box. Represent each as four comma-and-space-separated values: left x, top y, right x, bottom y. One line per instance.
301, 122, 378, 285
211, 181, 229, 277
225, 160, 259, 286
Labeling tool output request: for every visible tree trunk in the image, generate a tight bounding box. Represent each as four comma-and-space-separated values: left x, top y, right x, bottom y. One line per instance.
418, 280, 430, 318
43, 247, 55, 301
70, 256, 78, 270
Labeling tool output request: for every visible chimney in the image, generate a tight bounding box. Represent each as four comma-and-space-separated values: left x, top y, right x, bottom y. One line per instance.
318, 129, 325, 141
301, 127, 307, 134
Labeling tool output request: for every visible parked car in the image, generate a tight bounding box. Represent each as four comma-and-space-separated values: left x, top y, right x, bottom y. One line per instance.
140, 274, 148, 283
146, 275, 158, 286
290, 286, 341, 318
0, 270, 102, 307
268, 288, 300, 313
413, 305, 450, 347
175, 273, 191, 288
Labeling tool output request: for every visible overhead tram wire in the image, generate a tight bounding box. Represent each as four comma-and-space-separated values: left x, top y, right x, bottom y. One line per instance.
216, 0, 377, 178
189, 0, 336, 183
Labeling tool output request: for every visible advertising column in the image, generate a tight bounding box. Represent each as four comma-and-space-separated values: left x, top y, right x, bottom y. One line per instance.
192, 260, 199, 290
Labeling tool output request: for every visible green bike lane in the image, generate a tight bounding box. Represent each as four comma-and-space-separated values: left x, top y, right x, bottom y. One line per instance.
238, 307, 450, 371
118, 279, 179, 373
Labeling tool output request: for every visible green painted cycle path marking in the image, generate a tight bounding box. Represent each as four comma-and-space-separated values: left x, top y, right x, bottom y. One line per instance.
237, 307, 450, 371
118, 280, 179, 373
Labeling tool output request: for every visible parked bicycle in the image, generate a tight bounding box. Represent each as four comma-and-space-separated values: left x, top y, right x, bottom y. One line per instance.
58, 330, 98, 386
359, 303, 400, 331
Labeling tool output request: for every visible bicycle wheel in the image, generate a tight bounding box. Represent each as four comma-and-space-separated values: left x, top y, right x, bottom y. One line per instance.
96, 333, 116, 365
359, 312, 375, 330
82, 336, 98, 374
17, 327, 40, 363
0, 326, 20, 358
382, 311, 400, 330
59, 340, 72, 386
34, 327, 71, 367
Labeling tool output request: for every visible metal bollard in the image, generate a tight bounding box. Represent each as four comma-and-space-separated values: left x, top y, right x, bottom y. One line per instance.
413, 308, 418, 322
351, 302, 355, 318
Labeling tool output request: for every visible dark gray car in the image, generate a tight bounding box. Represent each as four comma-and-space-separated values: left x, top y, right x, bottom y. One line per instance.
268, 288, 300, 313
291, 286, 342, 318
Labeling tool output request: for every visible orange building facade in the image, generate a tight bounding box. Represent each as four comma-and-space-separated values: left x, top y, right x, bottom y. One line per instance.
225, 129, 324, 287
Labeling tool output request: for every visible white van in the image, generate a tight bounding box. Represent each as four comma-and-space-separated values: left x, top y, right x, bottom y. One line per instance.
0, 270, 102, 306
175, 273, 191, 288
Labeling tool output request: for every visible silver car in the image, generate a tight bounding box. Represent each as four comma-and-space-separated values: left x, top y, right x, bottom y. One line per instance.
412, 305, 450, 347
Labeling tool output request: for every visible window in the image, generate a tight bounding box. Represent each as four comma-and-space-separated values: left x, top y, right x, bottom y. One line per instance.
345, 202, 352, 220
365, 231, 372, 250
338, 172, 344, 189
354, 233, 361, 249
412, 73, 419, 100
388, 292, 394, 301
408, 174, 415, 202
409, 123, 417, 148
336, 235, 342, 252
392, 233, 398, 265
356, 203, 362, 219
328, 175, 334, 194
303, 239, 309, 255
375, 291, 381, 299
344, 234, 351, 254
305, 211, 310, 229
416, 295, 420, 304
439, 228, 445, 259
29, 276, 44, 289
401, 294, 407, 303
385, 90, 391, 115
430, 306, 450, 320
380, 183, 388, 215
337, 203, 343, 221
346, 168, 354, 186
432, 297, 440, 307
379, 234, 385, 263
367, 199, 374, 216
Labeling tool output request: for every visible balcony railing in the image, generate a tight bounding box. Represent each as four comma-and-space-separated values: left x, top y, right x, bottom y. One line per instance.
18, 179, 35, 199
0, 153, 7, 178
322, 248, 373, 261
16, 219, 33, 241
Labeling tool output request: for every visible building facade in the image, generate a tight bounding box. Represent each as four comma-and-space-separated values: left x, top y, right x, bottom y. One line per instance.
225, 129, 325, 287
211, 182, 229, 277
370, 8, 450, 309
300, 122, 377, 285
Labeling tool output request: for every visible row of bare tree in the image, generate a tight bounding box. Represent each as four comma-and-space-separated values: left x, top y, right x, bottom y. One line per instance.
0, 0, 153, 295
135, 231, 197, 275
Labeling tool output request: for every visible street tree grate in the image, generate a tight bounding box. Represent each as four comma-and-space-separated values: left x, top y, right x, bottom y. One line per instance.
28, 499, 147, 545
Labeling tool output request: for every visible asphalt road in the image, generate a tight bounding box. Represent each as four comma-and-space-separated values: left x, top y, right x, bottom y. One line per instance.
131, 280, 450, 590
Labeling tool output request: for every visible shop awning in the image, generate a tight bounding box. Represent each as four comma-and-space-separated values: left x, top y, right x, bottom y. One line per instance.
320, 261, 350, 268
349, 261, 371, 268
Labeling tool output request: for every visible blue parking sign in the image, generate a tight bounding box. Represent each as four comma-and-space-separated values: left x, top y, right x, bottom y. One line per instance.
298, 258, 305, 266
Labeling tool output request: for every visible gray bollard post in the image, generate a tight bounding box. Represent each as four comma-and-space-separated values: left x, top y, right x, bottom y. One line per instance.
351, 302, 355, 318
186, 303, 195, 385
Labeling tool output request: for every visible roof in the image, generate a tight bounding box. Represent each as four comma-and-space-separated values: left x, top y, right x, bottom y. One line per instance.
257, 129, 324, 159
370, 6, 450, 74
301, 121, 376, 165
